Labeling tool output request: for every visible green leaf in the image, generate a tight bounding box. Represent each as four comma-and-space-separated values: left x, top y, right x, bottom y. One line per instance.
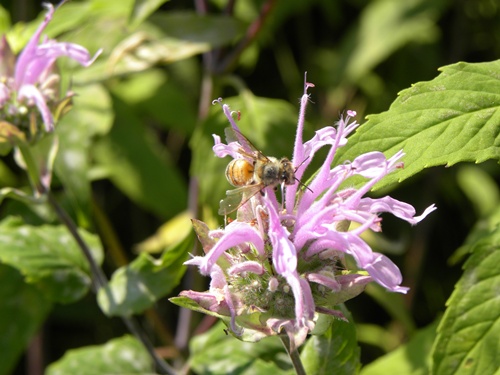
98, 233, 192, 316
457, 165, 500, 217
45, 335, 154, 375
342, 0, 442, 81
301, 305, 360, 375
130, 0, 171, 29
189, 321, 290, 375
334, 60, 500, 190
149, 11, 244, 49
360, 321, 438, 375
93, 96, 187, 218
0, 5, 10, 34
0, 217, 103, 303
0, 265, 52, 375
55, 84, 113, 226
431, 221, 500, 374
110, 69, 197, 135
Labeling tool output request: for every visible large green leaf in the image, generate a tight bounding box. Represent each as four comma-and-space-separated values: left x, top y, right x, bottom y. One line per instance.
360, 321, 438, 375
189, 321, 289, 375
97, 233, 192, 316
45, 335, 154, 375
301, 306, 360, 375
93, 96, 187, 218
334, 60, 500, 190
0, 265, 52, 375
0, 217, 103, 303
431, 220, 500, 374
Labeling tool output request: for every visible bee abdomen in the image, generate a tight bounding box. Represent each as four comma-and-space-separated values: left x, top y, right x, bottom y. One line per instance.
225, 159, 254, 186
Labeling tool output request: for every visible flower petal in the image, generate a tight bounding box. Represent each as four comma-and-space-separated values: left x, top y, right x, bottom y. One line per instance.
199, 221, 265, 275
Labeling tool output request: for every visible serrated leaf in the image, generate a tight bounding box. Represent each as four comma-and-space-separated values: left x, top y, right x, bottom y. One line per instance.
360, 321, 438, 375
0, 265, 52, 375
431, 222, 500, 374
0, 217, 103, 303
334, 60, 500, 190
301, 305, 360, 375
98, 233, 191, 316
45, 335, 154, 375
189, 321, 289, 375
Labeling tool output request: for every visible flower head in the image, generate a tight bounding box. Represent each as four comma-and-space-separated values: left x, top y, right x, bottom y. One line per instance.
0, 2, 101, 134
181, 79, 436, 349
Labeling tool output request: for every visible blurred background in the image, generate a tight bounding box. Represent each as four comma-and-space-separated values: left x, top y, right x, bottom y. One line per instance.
1, 0, 499, 373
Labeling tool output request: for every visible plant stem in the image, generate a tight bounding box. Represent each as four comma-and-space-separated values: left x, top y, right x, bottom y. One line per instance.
280, 335, 306, 375
46, 191, 176, 375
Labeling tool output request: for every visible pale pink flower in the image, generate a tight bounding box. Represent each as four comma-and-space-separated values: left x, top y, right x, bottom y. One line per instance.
0, 3, 101, 132
181, 80, 436, 349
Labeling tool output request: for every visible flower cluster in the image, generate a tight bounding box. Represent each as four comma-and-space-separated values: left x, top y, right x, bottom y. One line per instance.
181, 81, 436, 349
0, 2, 101, 135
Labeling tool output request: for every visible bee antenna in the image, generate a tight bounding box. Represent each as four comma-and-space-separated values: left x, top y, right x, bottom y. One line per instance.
295, 177, 313, 193
294, 156, 310, 172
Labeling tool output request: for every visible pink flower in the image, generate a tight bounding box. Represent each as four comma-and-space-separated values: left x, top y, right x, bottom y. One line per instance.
181, 79, 436, 349
0, 2, 101, 132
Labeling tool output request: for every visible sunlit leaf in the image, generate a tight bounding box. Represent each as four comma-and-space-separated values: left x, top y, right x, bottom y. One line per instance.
361, 321, 438, 375
301, 305, 360, 375
334, 60, 500, 190
98, 233, 191, 316
432, 216, 500, 375
0, 265, 52, 375
0, 5, 10, 34
45, 335, 153, 375
135, 211, 192, 253
0, 217, 103, 303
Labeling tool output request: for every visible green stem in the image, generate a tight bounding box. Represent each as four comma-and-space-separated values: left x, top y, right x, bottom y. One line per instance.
46, 192, 176, 375
280, 335, 306, 375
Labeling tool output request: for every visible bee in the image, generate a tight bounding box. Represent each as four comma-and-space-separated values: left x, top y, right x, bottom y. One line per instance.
219, 127, 296, 215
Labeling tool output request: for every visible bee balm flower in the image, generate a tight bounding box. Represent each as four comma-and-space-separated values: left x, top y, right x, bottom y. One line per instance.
181, 81, 436, 350
0, 2, 101, 133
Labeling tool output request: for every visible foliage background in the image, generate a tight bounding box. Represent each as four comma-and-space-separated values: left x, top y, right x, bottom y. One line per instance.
0, 0, 499, 373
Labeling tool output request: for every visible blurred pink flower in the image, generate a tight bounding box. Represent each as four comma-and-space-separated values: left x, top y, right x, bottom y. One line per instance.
0, 3, 101, 132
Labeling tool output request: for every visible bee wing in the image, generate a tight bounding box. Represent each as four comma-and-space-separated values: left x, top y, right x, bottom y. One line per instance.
224, 127, 270, 162
218, 184, 263, 216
